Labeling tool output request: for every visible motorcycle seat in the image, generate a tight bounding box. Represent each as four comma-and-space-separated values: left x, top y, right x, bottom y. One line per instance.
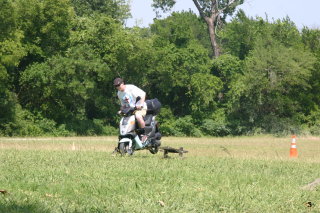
144, 114, 153, 126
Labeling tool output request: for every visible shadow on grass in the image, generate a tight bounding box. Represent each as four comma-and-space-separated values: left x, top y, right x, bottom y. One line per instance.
0, 203, 50, 213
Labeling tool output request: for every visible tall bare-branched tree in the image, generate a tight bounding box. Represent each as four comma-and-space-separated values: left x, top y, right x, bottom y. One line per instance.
152, 0, 244, 58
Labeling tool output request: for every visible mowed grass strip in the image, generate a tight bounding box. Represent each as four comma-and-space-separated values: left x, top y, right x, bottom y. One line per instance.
1, 136, 320, 212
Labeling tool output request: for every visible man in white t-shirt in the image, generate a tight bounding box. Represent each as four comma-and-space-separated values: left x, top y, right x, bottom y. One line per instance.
114, 78, 147, 130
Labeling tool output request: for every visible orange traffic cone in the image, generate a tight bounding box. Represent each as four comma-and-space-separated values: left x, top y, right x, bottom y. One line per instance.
290, 135, 298, 158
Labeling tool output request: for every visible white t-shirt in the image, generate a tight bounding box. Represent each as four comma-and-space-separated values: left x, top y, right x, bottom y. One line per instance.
117, 84, 147, 109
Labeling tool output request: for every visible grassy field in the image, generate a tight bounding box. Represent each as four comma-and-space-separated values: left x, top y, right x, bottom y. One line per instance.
1, 136, 320, 212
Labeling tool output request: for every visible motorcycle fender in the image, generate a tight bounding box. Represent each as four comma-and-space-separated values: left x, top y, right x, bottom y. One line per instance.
119, 138, 132, 148
134, 135, 143, 150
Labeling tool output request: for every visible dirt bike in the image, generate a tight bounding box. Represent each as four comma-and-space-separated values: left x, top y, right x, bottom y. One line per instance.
115, 98, 162, 156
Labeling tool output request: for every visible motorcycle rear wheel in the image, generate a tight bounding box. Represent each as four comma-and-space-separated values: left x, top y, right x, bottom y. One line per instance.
149, 146, 159, 154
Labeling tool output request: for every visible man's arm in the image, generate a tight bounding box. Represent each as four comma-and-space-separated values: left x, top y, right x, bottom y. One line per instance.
131, 85, 146, 110
117, 92, 125, 113
136, 95, 145, 110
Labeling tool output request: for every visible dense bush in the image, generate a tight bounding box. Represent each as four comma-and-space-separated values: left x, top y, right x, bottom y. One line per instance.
0, 106, 71, 136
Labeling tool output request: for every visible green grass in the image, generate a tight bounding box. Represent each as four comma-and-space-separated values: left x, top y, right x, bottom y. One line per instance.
1, 136, 320, 212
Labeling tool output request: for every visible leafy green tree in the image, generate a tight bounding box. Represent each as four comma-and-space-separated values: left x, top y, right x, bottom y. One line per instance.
0, 0, 16, 40
303, 106, 320, 135
228, 36, 315, 134
71, 0, 130, 21
211, 54, 243, 100
70, 14, 154, 89
19, 44, 112, 134
271, 16, 301, 48
189, 72, 222, 119
147, 12, 223, 118
221, 11, 302, 60
200, 108, 230, 136
71, 14, 129, 72
151, 11, 211, 54
0, 0, 26, 68
2, 0, 75, 96
0, 65, 16, 131
220, 10, 267, 59
15, 0, 74, 58
301, 28, 320, 131
0, 0, 25, 131
302, 27, 320, 55
152, 0, 244, 57
147, 41, 214, 116
40, 0, 75, 55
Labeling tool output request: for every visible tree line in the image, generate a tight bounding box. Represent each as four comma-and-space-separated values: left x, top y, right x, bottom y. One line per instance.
1, 0, 320, 137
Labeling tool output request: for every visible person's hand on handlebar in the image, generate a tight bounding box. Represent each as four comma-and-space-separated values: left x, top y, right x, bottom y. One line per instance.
135, 105, 142, 110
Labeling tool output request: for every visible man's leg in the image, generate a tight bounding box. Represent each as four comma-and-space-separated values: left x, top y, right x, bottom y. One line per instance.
135, 111, 145, 128
135, 110, 147, 143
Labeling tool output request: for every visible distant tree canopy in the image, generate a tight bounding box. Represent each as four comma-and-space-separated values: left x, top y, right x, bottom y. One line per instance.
152, 0, 244, 57
0, 0, 320, 137
70, 0, 130, 21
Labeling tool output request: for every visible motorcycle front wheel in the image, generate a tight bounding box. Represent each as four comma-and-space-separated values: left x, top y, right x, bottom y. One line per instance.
119, 142, 128, 155
119, 142, 133, 156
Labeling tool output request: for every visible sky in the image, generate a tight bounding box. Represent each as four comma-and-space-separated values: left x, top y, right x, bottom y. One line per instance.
125, 0, 320, 29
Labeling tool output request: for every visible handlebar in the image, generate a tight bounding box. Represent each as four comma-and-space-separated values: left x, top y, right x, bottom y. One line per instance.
118, 107, 136, 116
118, 96, 143, 116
